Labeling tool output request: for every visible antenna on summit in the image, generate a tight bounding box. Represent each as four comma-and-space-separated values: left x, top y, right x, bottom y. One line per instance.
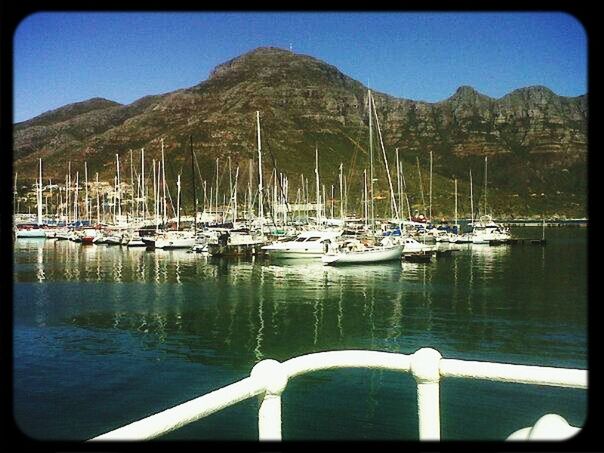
289, 43, 293, 52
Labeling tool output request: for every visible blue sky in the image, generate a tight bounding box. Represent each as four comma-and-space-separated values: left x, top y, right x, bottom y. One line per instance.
13, 12, 587, 123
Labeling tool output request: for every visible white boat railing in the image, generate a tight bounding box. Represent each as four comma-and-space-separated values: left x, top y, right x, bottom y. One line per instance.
89, 347, 586, 442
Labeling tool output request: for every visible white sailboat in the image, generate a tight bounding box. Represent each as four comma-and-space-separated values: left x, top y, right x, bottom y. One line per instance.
15, 159, 46, 238
322, 90, 403, 265
469, 157, 511, 244
322, 237, 403, 265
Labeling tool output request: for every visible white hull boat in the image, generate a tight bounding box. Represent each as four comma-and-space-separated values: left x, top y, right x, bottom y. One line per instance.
154, 231, 196, 249
14, 227, 46, 238
322, 244, 403, 266
262, 230, 341, 259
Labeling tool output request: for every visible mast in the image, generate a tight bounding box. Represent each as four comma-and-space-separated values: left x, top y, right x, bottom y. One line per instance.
37, 159, 43, 225
370, 92, 400, 222
190, 135, 197, 234
248, 159, 253, 219
256, 111, 264, 234
470, 169, 474, 225
364, 169, 368, 228
339, 162, 344, 221
96, 172, 100, 226
429, 150, 433, 221
233, 167, 239, 223
215, 158, 219, 222
416, 157, 426, 218
454, 178, 458, 232
176, 173, 181, 230
130, 150, 136, 221
152, 159, 157, 226
484, 155, 488, 216
161, 139, 167, 226
368, 90, 375, 231
141, 148, 145, 224
74, 171, 79, 223
67, 161, 71, 224
116, 154, 121, 221
14, 172, 18, 216
315, 145, 320, 223
84, 162, 89, 222
396, 148, 402, 221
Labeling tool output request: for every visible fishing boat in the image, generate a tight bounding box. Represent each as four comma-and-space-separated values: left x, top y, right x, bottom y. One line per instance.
321, 237, 403, 266
261, 230, 341, 259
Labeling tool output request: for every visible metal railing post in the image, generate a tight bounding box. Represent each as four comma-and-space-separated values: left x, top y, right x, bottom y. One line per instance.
410, 348, 443, 441
251, 359, 289, 441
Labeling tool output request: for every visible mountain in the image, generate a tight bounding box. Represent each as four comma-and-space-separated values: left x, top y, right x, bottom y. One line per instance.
12, 46, 587, 218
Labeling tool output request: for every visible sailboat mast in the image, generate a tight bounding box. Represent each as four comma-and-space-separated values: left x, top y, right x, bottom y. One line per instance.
339, 162, 344, 221
233, 167, 239, 223
484, 156, 488, 216
370, 92, 399, 222
454, 178, 458, 230
96, 172, 100, 226
364, 169, 368, 228
14, 172, 18, 216
84, 162, 89, 222
37, 159, 43, 225
161, 139, 167, 226
141, 148, 145, 224
67, 161, 71, 224
152, 159, 157, 225
315, 145, 320, 223
116, 154, 121, 221
176, 173, 181, 230
190, 135, 197, 234
256, 111, 264, 233
429, 150, 433, 221
368, 90, 375, 231
396, 148, 402, 221
74, 171, 79, 222
215, 158, 219, 222
248, 158, 253, 219
470, 169, 474, 224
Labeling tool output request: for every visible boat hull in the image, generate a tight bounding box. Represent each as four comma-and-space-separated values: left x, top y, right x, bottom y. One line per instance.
322, 245, 403, 266
15, 229, 46, 238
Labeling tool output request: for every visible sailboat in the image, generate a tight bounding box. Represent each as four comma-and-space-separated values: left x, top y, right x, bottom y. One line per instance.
321, 90, 403, 266
469, 156, 511, 244
15, 159, 46, 238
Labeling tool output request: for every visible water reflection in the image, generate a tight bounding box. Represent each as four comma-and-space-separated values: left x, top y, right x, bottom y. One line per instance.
13, 234, 586, 368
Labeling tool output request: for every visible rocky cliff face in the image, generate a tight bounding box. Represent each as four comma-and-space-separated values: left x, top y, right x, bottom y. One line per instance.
13, 47, 587, 217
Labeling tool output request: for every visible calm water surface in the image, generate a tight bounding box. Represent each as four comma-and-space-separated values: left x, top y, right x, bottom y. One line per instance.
12, 227, 587, 440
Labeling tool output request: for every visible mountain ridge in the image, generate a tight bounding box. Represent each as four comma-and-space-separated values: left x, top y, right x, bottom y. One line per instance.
13, 46, 587, 218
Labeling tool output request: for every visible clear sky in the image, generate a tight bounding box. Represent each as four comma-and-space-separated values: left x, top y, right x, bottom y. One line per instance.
13, 11, 587, 123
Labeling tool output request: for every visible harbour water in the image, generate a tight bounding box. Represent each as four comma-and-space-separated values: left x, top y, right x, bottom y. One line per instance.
12, 227, 587, 441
